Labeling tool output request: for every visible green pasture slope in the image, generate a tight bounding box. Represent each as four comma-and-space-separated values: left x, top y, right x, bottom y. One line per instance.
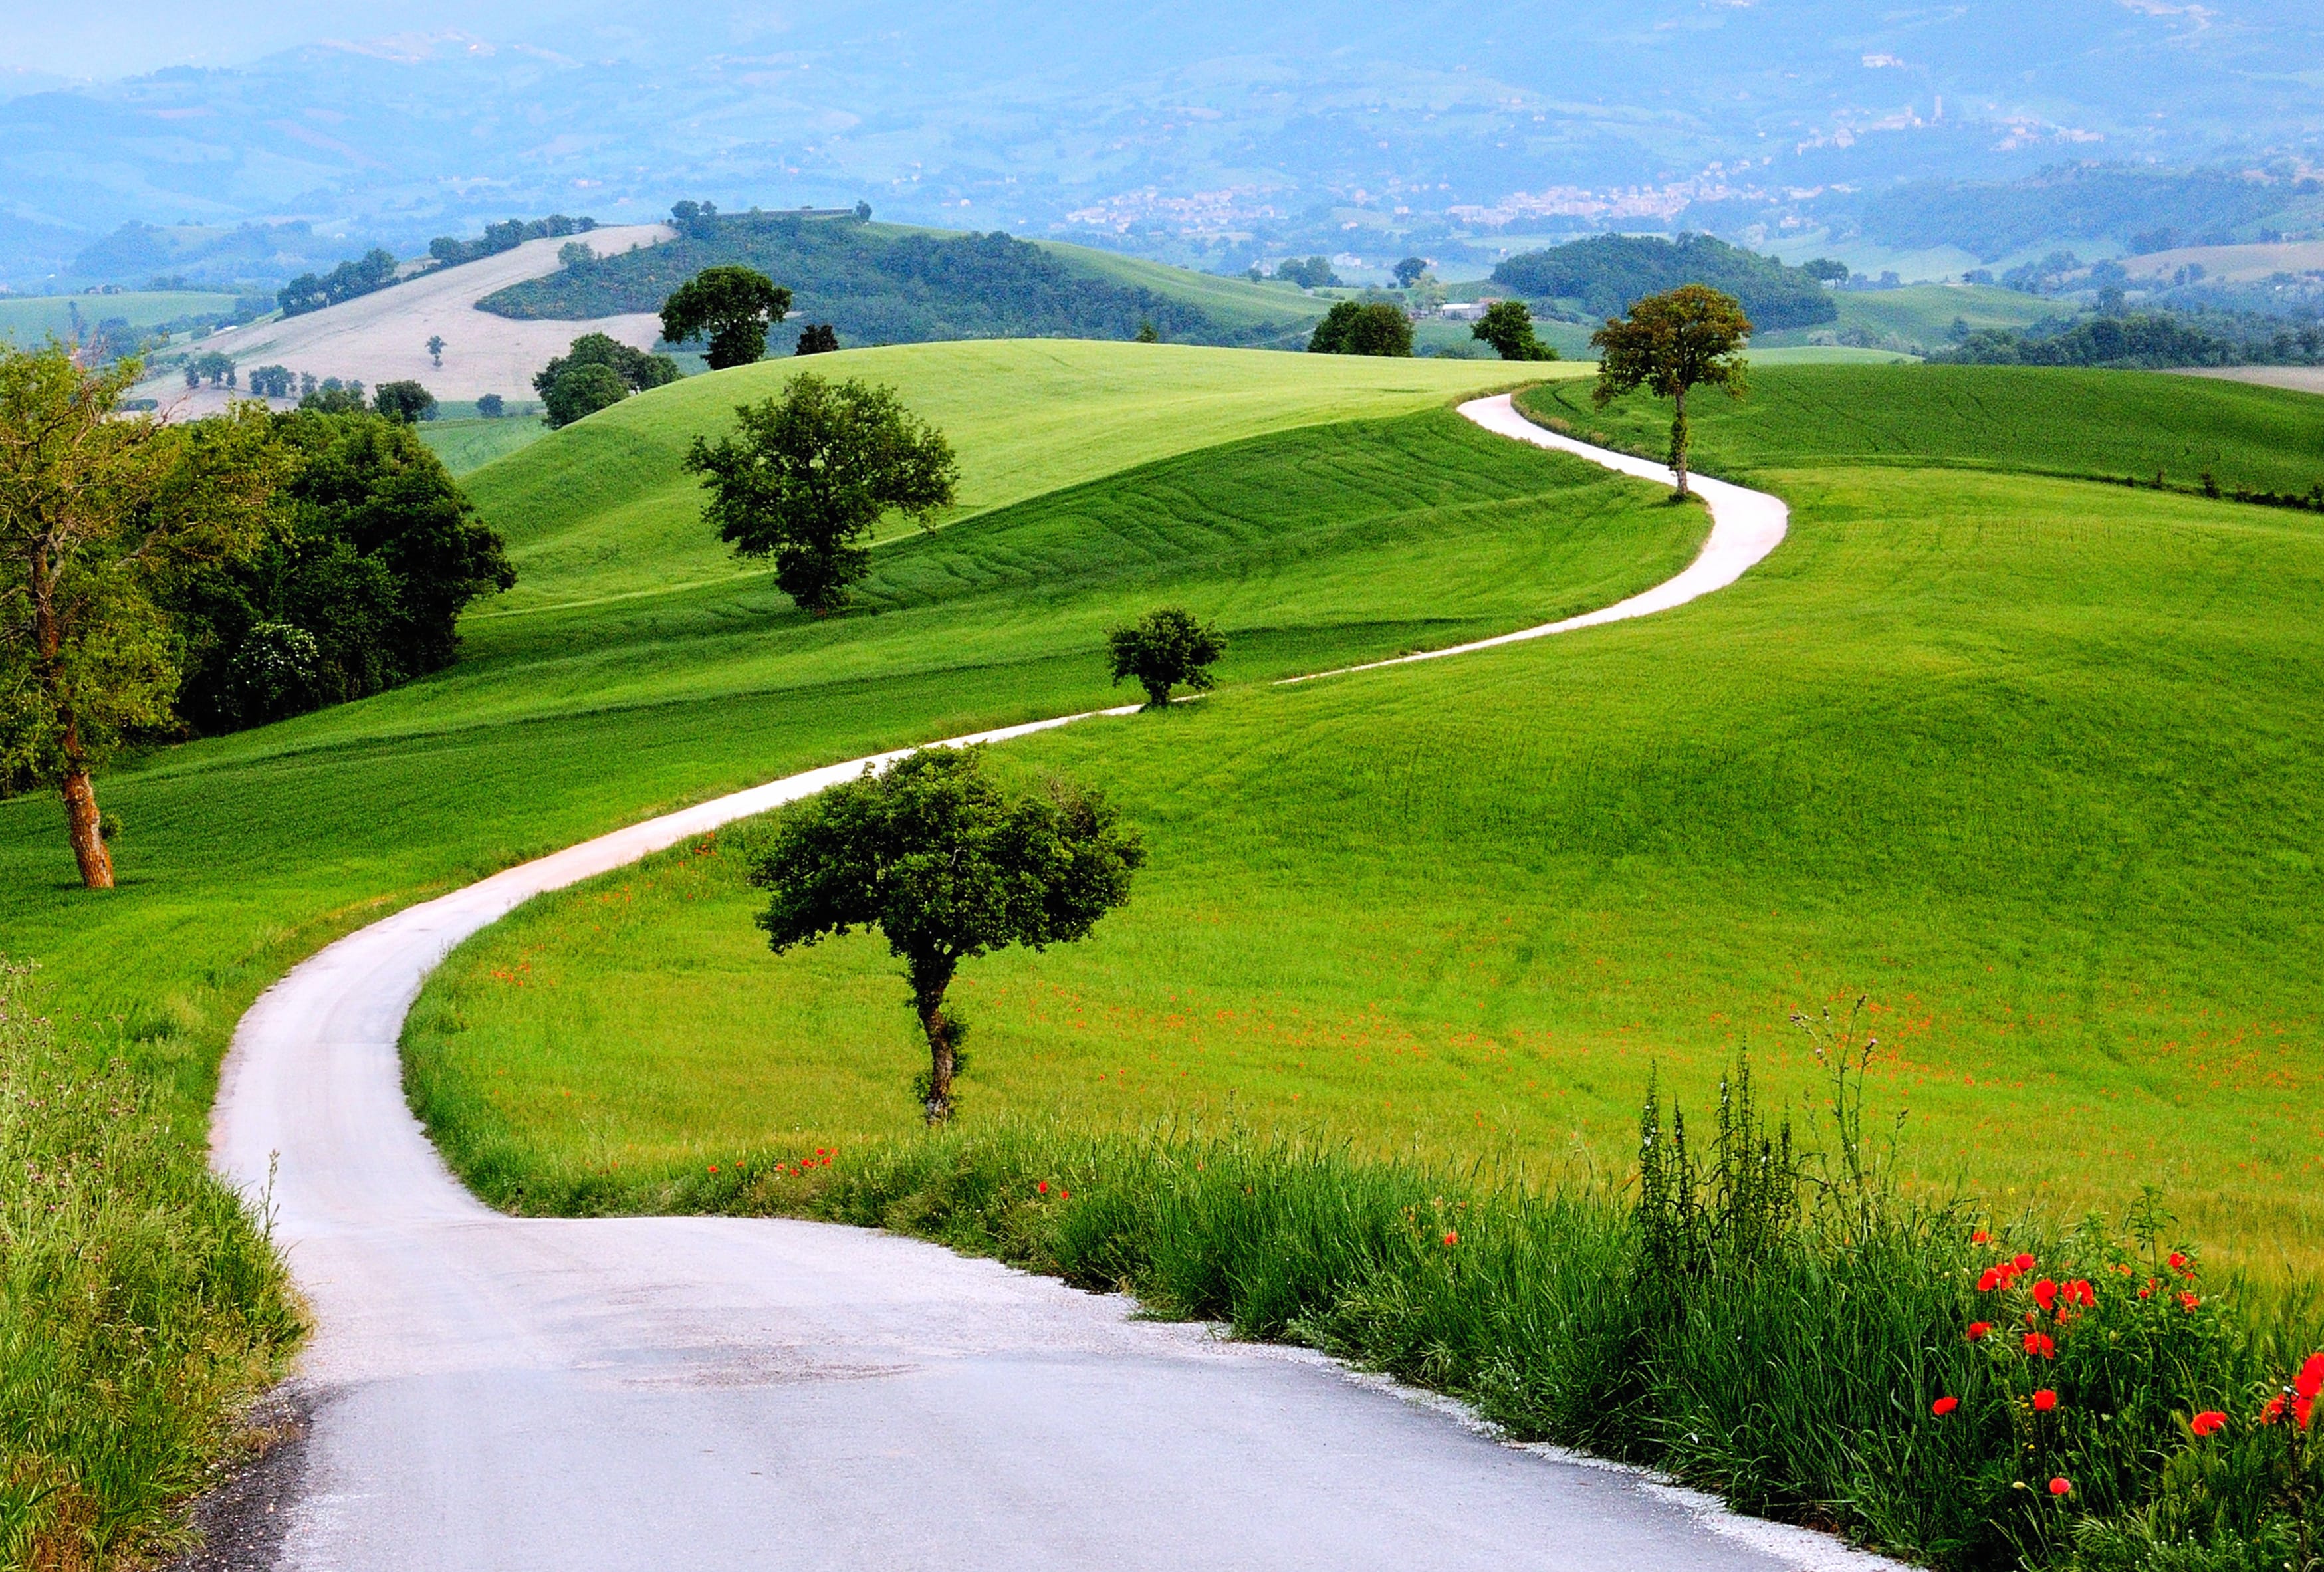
417, 415, 548, 477
404, 364, 2324, 1275
0, 344, 1568, 1135
0, 291, 241, 344
1754, 284, 2065, 352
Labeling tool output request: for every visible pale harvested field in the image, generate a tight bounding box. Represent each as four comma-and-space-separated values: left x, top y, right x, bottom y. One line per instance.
2170, 365, 2324, 395
136, 224, 672, 415
2121, 238, 2324, 284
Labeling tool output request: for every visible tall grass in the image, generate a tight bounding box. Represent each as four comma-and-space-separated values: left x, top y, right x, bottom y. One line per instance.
0, 962, 302, 1570
643, 1024, 2323, 1571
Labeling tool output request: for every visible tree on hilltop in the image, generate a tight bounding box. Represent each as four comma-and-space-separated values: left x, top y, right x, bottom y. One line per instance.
796, 323, 840, 356
661, 265, 792, 370
683, 373, 957, 614
1108, 608, 1225, 709
534, 333, 679, 429
1393, 256, 1429, 288
1591, 284, 1752, 499
749, 746, 1143, 1123
1308, 300, 1413, 357
1472, 300, 1559, 362
0, 347, 287, 888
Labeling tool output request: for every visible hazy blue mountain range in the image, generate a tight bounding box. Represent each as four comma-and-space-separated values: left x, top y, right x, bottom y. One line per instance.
5, 1, 2321, 288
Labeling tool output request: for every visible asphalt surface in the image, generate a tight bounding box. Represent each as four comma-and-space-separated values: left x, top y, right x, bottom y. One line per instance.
207, 399, 1863, 1571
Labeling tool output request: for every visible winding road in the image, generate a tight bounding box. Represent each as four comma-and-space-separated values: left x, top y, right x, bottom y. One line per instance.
207, 395, 1845, 1571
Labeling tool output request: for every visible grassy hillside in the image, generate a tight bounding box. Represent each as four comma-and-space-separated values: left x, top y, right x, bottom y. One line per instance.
479, 213, 1316, 349
404, 363, 2324, 1274
0, 290, 241, 344
417, 415, 548, 477
1753, 284, 2065, 352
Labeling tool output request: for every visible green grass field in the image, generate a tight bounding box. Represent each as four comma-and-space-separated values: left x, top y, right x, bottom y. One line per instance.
1753, 284, 2067, 352
0, 291, 241, 345
1034, 243, 1326, 341
417, 415, 548, 477
396, 362, 2324, 1274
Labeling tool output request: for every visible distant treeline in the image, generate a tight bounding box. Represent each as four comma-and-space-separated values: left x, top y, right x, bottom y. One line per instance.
477, 208, 1306, 348
1932, 309, 2324, 370
1490, 234, 1839, 332
276, 215, 600, 318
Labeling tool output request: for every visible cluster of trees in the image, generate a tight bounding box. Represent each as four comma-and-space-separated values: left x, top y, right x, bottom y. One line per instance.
427, 215, 597, 269
534, 333, 679, 427
1308, 300, 1411, 356
184, 351, 237, 388
1493, 234, 1835, 332
1258, 256, 1341, 289
277, 248, 401, 318
1, 347, 513, 887
1932, 310, 2324, 369
483, 205, 1290, 348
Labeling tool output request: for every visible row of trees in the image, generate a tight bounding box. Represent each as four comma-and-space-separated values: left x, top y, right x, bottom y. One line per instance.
1305, 297, 1559, 362
0, 348, 513, 887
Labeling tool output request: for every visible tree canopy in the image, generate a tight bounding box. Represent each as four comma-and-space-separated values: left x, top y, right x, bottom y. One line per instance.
1592, 284, 1753, 497
1472, 300, 1558, 362
0, 348, 287, 887
372, 380, 437, 424
661, 265, 792, 370
683, 374, 957, 614
1393, 256, 1429, 288
533, 333, 679, 429
1308, 300, 1413, 357
750, 746, 1143, 1121
1108, 607, 1226, 708
1494, 234, 1834, 332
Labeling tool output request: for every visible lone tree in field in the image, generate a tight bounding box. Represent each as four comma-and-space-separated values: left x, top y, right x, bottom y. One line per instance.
1472, 300, 1559, 362
1108, 607, 1226, 709
0, 347, 285, 888
1308, 300, 1413, 357
684, 374, 957, 614
425, 334, 445, 368
795, 323, 839, 356
372, 380, 437, 424
751, 746, 1144, 1123
661, 266, 792, 370
1591, 284, 1752, 499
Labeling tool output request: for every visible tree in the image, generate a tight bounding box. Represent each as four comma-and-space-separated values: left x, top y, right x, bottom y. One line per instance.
1591, 284, 1752, 499
1275, 256, 1339, 290
683, 374, 957, 614
0, 348, 287, 888
854, 201, 873, 222
300, 381, 366, 415
1802, 257, 1852, 284
426, 334, 445, 368
661, 266, 792, 370
1472, 300, 1559, 361
247, 364, 294, 399
750, 746, 1143, 1123
475, 393, 505, 418
1393, 256, 1429, 288
1107, 608, 1225, 708
372, 380, 437, 424
796, 323, 840, 356
1308, 300, 1413, 356
1134, 320, 1159, 344
541, 364, 628, 428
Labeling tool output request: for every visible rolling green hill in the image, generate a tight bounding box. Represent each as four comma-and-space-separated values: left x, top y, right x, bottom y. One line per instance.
0, 289, 241, 345
479, 212, 1320, 350
394, 360, 2324, 1276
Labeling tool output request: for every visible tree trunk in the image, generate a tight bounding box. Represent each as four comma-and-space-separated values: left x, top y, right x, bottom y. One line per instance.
910, 954, 961, 1125
1668, 385, 1692, 499
63, 769, 114, 890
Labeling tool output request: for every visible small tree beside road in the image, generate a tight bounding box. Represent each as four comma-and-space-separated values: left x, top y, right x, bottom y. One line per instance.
1108, 608, 1226, 708
751, 746, 1144, 1123
661, 266, 792, 370
684, 374, 957, 614
1591, 284, 1752, 498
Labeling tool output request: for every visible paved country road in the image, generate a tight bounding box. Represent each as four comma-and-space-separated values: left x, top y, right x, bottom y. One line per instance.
205, 396, 1871, 1571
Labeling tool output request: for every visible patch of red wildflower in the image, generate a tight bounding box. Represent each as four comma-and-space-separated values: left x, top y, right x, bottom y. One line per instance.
2180, 1291, 2200, 1312
1971, 1230, 1990, 1244
1036, 1180, 1049, 1194
2297, 1353, 2324, 1401
1931, 1396, 1959, 1416
2190, 1411, 2227, 1437
2049, 1478, 2072, 1498
2168, 1251, 2189, 1272
2013, 1253, 2037, 1272
2033, 1388, 2059, 1412
2033, 1278, 2059, 1313
2024, 1332, 2057, 1359
2262, 1395, 2287, 1425
1966, 1321, 1992, 1341
1443, 1230, 1459, 1246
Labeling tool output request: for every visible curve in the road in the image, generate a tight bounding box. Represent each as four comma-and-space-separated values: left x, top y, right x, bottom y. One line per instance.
207, 392, 1842, 1571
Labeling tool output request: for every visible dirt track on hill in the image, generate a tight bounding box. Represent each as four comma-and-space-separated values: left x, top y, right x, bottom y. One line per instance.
134, 224, 672, 416
204, 399, 1863, 1571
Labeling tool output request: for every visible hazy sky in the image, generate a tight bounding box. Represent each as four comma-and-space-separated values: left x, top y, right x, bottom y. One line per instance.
15, 1, 617, 76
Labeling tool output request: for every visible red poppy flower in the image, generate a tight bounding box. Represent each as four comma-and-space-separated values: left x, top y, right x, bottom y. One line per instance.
1977, 1268, 2003, 1292
2262, 1395, 2287, 1424
2139, 1280, 2155, 1299
2033, 1278, 2059, 1312
2014, 1253, 2037, 1272
821, 1156, 832, 1167
1037, 1180, 1049, 1194
2032, 1389, 2058, 1412
1060, 1189, 1070, 1201
2168, 1251, 2188, 1271
2180, 1291, 2200, 1312
2024, 1332, 2057, 1359
2065, 1279, 2095, 1309
2190, 1411, 2227, 1437
2297, 1354, 2324, 1401
1966, 1321, 1992, 1341
1931, 1396, 1959, 1416
707, 1165, 719, 1175
1972, 1230, 1990, 1244
2298, 1396, 2316, 1431
1443, 1230, 1459, 1246
2049, 1478, 2072, 1498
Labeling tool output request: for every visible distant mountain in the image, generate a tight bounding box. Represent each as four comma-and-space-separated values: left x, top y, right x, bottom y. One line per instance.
3, 1, 2320, 288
